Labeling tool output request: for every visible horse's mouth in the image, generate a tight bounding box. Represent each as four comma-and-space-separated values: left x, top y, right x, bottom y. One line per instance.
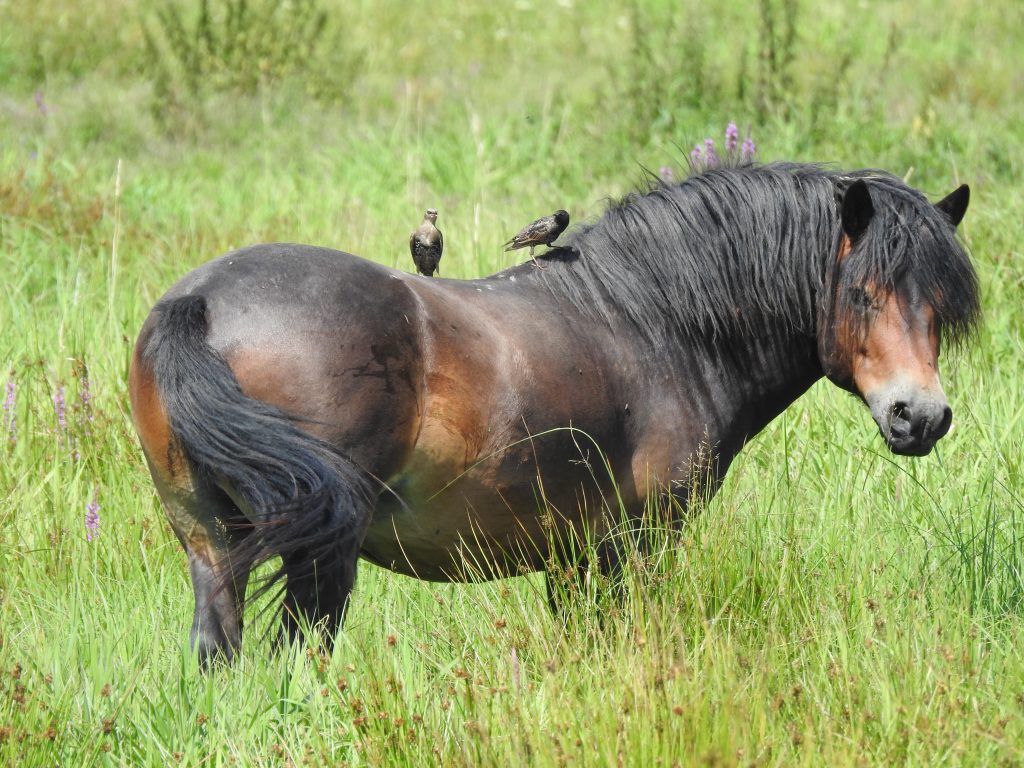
876, 409, 951, 457
868, 392, 952, 457
884, 433, 937, 457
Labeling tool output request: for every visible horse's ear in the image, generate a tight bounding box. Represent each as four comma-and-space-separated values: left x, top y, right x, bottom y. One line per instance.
935, 184, 970, 227
841, 179, 875, 241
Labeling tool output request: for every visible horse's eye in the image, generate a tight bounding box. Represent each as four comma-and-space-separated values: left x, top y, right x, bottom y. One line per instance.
849, 287, 873, 310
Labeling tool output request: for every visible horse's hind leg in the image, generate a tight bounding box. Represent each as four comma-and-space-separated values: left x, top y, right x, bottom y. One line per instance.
154, 476, 252, 665
279, 534, 362, 648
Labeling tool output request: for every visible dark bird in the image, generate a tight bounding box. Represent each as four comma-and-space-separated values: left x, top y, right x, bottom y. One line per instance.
504, 210, 570, 267
410, 208, 443, 276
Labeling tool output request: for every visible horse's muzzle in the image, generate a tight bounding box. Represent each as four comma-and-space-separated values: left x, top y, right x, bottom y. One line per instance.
867, 387, 953, 456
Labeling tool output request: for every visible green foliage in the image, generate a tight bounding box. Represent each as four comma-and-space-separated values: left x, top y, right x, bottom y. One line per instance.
604, 0, 900, 150
141, 0, 359, 128
753, 0, 799, 120
614, 3, 711, 142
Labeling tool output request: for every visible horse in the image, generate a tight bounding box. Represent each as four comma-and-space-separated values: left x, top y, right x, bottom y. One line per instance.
128, 162, 979, 663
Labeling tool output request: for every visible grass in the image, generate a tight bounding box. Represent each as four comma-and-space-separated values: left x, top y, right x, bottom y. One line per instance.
2, 0, 1024, 764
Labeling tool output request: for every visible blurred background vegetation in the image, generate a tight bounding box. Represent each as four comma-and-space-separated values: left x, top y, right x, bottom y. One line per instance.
2, 0, 1021, 296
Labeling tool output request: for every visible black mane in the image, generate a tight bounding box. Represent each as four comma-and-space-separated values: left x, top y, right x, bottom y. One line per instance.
538, 163, 979, 349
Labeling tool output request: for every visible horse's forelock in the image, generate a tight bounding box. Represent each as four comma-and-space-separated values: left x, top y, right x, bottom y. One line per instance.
838, 172, 981, 346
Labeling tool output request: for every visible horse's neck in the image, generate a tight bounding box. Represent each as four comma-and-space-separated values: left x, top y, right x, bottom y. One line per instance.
674, 329, 824, 465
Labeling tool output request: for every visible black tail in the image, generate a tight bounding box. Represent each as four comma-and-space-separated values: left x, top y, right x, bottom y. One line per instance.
144, 295, 372, 633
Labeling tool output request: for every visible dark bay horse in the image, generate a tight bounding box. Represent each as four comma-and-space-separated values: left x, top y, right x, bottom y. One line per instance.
128, 163, 978, 662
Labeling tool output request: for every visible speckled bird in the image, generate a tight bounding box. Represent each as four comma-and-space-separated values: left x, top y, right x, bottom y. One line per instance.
409, 208, 443, 277
504, 209, 570, 266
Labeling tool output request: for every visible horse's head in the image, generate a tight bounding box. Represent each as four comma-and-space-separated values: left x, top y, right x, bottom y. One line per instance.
818, 177, 978, 456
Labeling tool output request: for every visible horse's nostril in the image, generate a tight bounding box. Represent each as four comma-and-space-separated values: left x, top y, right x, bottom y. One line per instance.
891, 401, 911, 423
887, 400, 914, 440
936, 405, 953, 438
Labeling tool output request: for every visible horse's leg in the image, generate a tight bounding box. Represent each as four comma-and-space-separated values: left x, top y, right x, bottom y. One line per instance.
544, 526, 626, 616
154, 476, 252, 665
545, 496, 691, 617
279, 534, 362, 647
545, 562, 584, 615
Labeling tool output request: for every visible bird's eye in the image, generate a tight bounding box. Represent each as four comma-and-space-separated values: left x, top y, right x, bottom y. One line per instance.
849, 286, 873, 310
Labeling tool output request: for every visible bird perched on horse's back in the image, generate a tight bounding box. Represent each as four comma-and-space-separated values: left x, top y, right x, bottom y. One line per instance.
504, 210, 570, 265
410, 208, 443, 276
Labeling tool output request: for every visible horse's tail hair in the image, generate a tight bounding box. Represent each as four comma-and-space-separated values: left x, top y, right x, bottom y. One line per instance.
143, 294, 372, 618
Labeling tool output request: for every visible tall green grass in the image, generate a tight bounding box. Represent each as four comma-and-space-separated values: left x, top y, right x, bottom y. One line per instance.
2, 0, 1024, 764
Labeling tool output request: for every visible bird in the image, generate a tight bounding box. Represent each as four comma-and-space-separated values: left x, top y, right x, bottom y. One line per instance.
409, 208, 443, 277
504, 210, 570, 267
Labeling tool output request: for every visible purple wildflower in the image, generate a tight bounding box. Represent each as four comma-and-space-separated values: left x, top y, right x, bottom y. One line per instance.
658, 165, 674, 184
690, 144, 703, 166
741, 136, 756, 162
54, 385, 66, 432
704, 138, 718, 168
34, 90, 47, 117
725, 122, 739, 154
85, 495, 100, 541
3, 381, 15, 445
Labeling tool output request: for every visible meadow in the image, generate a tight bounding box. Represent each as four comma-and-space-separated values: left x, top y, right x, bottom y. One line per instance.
1, 0, 1024, 764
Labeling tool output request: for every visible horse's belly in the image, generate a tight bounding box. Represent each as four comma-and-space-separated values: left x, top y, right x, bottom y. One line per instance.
360, 430, 633, 581
359, 482, 550, 581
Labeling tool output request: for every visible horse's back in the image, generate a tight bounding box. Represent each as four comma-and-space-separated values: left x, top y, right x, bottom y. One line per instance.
157, 243, 405, 334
